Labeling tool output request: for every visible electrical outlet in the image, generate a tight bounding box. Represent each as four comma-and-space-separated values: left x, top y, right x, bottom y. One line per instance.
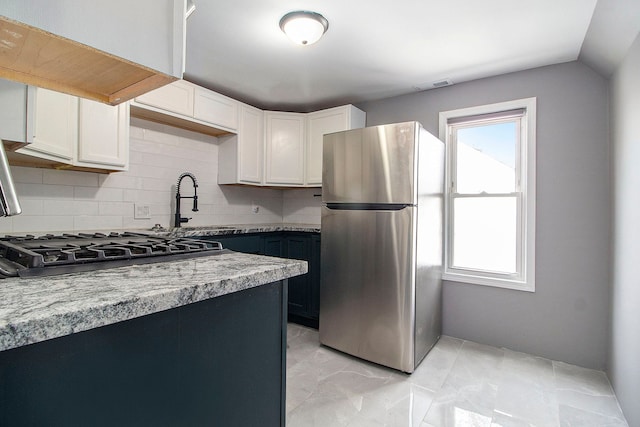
134, 204, 151, 219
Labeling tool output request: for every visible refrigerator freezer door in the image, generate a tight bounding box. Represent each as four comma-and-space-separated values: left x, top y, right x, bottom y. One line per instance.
323, 122, 418, 205
319, 206, 417, 372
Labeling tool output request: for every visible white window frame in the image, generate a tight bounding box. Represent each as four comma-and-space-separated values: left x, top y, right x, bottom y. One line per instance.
439, 98, 536, 292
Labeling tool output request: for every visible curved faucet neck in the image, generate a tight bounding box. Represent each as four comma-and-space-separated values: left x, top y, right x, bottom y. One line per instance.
177, 172, 198, 193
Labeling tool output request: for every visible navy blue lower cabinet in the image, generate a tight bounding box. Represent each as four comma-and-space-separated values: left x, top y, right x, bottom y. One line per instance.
310, 234, 321, 320
0, 281, 288, 427
278, 233, 320, 329
262, 235, 284, 257
200, 232, 321, 329
210, 234, 261, 254
284, 235, 311, 320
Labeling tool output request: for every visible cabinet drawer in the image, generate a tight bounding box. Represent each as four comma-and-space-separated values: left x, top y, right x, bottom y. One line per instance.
135, 80, 194, 117
193, 88, 238, 131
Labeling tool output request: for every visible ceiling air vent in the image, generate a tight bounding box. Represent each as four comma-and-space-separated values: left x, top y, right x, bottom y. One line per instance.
412, 79, 454, 91
432, 79, 453, 88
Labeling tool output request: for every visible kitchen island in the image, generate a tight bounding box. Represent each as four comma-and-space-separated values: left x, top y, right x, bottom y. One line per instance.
0, 251, 306, 427
159, 224, 323, 328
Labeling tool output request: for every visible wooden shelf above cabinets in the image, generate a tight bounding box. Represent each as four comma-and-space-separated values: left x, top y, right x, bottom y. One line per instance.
0, 16, 176, 106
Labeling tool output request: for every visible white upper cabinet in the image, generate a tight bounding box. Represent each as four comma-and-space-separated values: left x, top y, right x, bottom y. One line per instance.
8, 87, 129, 172
75, 99, 129, 170
135, 80, 195, 117
265, 112, 305, 186
305, 105, 366, 186
193, 87, 239, 131
217, 104, 366, 187
131, 80, 238, 136
219, 104, 263, 185
18, 88, 77, 163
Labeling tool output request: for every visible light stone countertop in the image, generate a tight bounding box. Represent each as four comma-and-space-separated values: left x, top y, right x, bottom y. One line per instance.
0, 251, 307, 353
161, 223, 321, 237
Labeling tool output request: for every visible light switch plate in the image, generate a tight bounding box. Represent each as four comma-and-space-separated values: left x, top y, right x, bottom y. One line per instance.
134, 204, 151, 219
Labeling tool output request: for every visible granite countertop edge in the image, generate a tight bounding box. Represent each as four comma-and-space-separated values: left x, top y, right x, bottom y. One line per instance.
159, 223, 321, 237
0, 252, 307, 353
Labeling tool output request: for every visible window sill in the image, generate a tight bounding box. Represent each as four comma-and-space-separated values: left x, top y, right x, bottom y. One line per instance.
442, 271, 535, 292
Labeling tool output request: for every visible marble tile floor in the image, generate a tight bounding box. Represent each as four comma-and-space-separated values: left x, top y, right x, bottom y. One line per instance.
286, 323, 629, 427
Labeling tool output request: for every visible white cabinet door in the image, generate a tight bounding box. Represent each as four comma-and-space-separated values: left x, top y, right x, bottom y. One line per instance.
265, 112, 305, 186
218, 103, 263, 185
76, 99, 129, 171
18, 88, 77, 163
134, 80, 194, 117
238, 104, 263, 184
193, 87, 238, 131
306, 105, 366, 186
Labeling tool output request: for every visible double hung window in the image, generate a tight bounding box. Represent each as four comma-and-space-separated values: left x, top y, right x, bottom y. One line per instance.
439, 98, 536, 291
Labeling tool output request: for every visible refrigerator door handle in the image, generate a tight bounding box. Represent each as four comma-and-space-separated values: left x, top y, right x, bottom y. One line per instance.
325, 203, 412, 211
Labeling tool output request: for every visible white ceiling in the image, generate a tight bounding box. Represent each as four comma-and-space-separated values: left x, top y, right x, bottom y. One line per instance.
184, 0, 640, 112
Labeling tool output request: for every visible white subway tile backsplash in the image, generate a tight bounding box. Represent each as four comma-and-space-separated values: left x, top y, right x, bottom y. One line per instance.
74, 215, 123, 231
0, 218, 13, 233
98, 202, 132, 216
43, 169, 99, 187
140, 126, 182, 146
17, 183, 74, 200
122, 216, 160, 231
72, 201, 99, 216
123, 189, 171, 204
42, 200, 73, 216
140, 177, 174, 192
74, 187, 124, 202
18, 199, 44, 216
12, 215, 74, 233
99, 173, 142, 190
128, 150, 145, 165
128, 123, 145, 139
11, 167, 43, 184
282, 188, 322, 225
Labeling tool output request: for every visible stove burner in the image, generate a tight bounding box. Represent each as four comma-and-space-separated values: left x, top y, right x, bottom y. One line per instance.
0, 232, 226, 279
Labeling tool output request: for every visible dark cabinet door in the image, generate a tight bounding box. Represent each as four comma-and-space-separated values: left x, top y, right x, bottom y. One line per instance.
206, 235, 261, 254
216, 235, 261, 254
262, 235, 284, 257
284, 235, 310, 317
310, 234, 321, 320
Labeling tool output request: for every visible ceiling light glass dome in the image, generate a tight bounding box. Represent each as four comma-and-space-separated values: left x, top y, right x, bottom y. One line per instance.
279, 11, 329, 46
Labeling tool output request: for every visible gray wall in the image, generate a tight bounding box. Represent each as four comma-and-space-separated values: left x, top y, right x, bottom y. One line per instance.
609, 34, 640, 427
358, 61, 611, 370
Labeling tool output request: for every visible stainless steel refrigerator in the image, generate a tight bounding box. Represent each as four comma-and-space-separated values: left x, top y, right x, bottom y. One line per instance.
319, 121, 444, 373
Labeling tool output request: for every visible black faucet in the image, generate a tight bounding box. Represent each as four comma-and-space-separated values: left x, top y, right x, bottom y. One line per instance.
174, 172, 198, 227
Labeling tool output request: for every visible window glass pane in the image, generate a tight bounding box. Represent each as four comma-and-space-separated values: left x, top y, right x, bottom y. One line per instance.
456, 121, 517, 193
452, 196, 517, 274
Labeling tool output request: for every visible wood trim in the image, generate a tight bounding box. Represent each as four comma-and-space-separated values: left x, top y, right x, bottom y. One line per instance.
0, 16, 176, 105
130, 104, 234, 138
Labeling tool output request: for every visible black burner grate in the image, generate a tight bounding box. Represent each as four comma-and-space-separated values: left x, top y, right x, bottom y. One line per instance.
0, 232, 225, 278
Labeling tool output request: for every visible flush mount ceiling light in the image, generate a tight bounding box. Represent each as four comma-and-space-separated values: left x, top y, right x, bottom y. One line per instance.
279, 11, 329, 46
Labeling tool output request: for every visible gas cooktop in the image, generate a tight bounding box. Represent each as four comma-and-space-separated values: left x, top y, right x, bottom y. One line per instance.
0, 232, 226, 279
